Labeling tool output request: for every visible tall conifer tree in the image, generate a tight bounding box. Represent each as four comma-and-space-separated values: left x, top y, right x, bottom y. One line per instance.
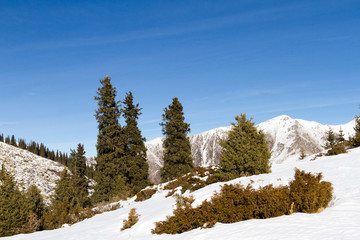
93, 76, 127, 203
121, 92, 150, 194
160, 97, 193, 182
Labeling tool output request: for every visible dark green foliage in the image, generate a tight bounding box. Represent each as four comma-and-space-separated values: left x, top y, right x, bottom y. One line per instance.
324, 128, 336, 150
93, 76, 127, 203
121, 208, 140, 231
43, 168, 91, 229
152, 169, 333, 235
25, 185, 44, 220
324, 128, 347, 156
349, 116, 360, 147
70, 144, 87, 179
135, 188, 157, 202
10, 135, 16, 147
219, 114, 271, 180
160, 97, 194, 182
122, 92, 150, 194
289, 169, 333, 213
0, 167, 28, 236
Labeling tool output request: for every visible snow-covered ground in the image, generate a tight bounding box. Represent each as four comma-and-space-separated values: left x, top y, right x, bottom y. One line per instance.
6, 147, 360, 240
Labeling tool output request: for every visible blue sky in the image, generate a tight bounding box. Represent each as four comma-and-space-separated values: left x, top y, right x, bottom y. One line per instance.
1, 0, 359, 157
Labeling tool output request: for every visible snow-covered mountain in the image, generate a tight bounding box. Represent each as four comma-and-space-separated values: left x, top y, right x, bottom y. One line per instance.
7, 146, 360, 239
0, 142, 66, 203
145, 115, 356, 183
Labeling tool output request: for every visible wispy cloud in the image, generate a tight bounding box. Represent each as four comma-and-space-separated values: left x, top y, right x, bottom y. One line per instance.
7, 5, 296, 52
0, 122, 17, 126
257, 98, 360, 115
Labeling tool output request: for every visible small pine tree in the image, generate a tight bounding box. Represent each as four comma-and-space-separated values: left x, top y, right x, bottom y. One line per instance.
324, 128, 336, 150
122, 92, 150, 194
299, 149, 306, 160
219, 114, 271, 180
324, 128, 347, 156
350, 116, 360, 147
160, 97, 194, 182
70, 144, 90, 207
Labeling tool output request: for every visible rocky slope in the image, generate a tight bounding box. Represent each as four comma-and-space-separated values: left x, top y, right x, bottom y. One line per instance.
145, 115, 355, 183
0, 142, 66, 203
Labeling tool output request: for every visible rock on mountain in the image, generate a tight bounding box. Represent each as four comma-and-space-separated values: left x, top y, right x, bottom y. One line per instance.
145, 115, 355, 183
0, 142, 66, 203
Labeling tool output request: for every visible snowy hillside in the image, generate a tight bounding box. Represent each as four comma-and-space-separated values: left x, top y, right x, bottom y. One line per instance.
0, 142, 66, 203
7, 147, 360, 240
146, 115, 355, 183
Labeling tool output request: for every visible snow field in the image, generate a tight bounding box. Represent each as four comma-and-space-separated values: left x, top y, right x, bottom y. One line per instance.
7, 147, 360, 240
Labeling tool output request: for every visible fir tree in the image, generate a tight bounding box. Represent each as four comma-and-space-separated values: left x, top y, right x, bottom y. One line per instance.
160, 97, 194, 182
219, 114, 271, 180
69, 144, 89, 207
121, 92, 150, 194
93, 76, 127, 203
0, 166, 28, 236
70, 144, 87, 178
350, 115, 360, 147
25, 185, 44, 220
10, 135, 16, 147
324, 128, 346, 156
324, 128, 336, 150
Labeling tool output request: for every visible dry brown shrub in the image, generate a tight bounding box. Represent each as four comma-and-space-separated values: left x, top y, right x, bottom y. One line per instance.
121, 208, 140, 231
135, 188, 157, 202
153, 169, 333, 235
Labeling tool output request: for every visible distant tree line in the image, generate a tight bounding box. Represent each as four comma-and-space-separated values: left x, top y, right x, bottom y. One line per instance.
0, 134, 70, 165
0, 134, 95, 179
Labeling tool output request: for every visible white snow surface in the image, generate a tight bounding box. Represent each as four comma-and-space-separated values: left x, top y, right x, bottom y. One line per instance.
7, 147, 360, 240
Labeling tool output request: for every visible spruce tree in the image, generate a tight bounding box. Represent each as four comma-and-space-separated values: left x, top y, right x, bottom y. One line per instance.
0, 166, 28, 236
69, 144, 90, 207
160, 97, 193, 182
93, 76, 127, 203
10, 135, 16, 147
121, 92, 150, 194
219, 114, 271, 180
324, 128, 336, 150
25, 185, 44, 220
350, 115, 360, 147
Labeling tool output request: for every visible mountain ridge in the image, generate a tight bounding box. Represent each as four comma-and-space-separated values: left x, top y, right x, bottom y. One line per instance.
145, 115, 355, 183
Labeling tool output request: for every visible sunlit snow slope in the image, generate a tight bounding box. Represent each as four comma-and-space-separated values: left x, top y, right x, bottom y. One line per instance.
0, 142, 66, 203
7, 147, 360, 240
